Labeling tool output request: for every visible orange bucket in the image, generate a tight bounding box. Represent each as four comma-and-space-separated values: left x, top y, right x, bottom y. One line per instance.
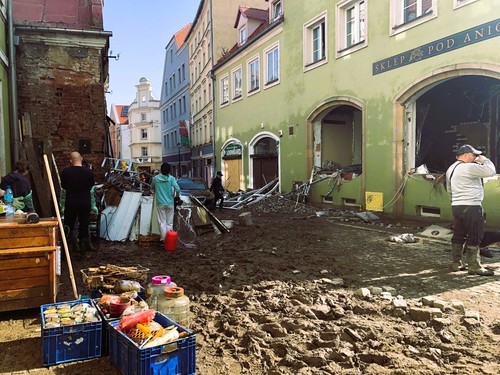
164, 231, 178, 252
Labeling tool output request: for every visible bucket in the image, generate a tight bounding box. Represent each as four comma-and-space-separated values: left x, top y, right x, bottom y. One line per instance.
164, 231, 178, 252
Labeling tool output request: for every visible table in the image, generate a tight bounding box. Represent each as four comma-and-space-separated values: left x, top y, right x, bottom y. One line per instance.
0, 217, 58, 312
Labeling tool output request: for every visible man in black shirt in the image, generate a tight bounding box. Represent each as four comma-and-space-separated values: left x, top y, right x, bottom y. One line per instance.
210, 171, 224, 211
61, 152, 95, 258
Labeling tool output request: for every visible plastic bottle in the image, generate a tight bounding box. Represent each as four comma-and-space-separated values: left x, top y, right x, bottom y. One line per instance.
157, 286, 190, 328
145, 276, 176, 310
3, 186, 14, 216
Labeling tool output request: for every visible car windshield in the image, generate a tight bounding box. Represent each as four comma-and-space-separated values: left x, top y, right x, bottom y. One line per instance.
178, 179, 207, 190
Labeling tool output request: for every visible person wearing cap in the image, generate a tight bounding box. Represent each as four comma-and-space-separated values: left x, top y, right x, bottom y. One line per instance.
445, 144, 496, 276
210, 171, 224, 211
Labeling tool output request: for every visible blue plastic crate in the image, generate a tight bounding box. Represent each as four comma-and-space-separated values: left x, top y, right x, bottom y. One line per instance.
41, 299, 103, 366
108, 312, 196, 375
94, 298, 119, 356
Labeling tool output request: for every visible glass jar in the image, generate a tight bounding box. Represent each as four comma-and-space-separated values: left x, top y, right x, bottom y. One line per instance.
157, 286, 190, 328
145, 275, 176, 310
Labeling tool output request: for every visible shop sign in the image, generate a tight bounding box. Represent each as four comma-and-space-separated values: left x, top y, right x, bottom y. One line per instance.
223, 143, 242, 157
373, 18, 500, 75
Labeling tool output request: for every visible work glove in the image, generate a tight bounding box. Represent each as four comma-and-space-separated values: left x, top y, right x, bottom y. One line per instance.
24, 191, 35, 212
90, 187, 98, 214
59, 188, 66, 214
13, 196, 25, 210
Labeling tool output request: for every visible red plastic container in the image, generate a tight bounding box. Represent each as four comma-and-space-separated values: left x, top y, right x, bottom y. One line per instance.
164, 231, 178, 252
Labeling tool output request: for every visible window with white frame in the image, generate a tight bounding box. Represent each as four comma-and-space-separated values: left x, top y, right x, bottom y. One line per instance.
272, 0, 283, 20
220, 75, 229, 105
141, 147, 148, 157
248, 56, 260, 93
141, 113, 146, 121
337, 0, 367, 57
232, 67, 243, 99
265, 43, 279, 86
453, 0, 479, 9
239, 27, 247, 45
141, 129, 148, 140
391, 0, 435, 33
304, 12, 327, 69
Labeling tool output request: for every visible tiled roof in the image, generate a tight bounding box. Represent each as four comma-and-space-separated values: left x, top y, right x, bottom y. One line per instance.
116, 105, 129, 125
234, 6, 268, 28
174, 23, 192, 49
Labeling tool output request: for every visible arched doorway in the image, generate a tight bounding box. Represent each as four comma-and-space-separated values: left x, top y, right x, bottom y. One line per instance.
221, 140, 243, 192
400, 75, 500, 173
249, 134, 279, 189
393, 64, 500, 216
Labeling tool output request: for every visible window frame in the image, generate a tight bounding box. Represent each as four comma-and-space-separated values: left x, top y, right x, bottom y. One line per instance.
303, 11, 328, 72
140, 113, 147, 122
247, 54, 261, 96
141, 146, 148, 157
232, 66, 243, 101
390, 0, 437, 35
264, 42, 280, 88
220, 74, 229, 107
141, 128, 148, 140
271, 0, 283, 21
336, 0, 367, 58
239, 26, 247, 45
453, 0, 479, 9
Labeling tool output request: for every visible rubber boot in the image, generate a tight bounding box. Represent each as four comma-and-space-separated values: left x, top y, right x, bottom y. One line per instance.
451, 243, 466, 271
82, 238, 95, 252
466, 245, 494, 276
68, 237, 79, 254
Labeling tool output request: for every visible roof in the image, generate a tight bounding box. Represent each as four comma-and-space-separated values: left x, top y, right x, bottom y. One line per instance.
234, 6, 268, 28
116, 105, 129, 125
174, 23, 192, 49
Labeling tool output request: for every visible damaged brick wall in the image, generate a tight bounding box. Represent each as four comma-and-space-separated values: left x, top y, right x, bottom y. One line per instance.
15, 40, 107, 178
13, 0, 109, 181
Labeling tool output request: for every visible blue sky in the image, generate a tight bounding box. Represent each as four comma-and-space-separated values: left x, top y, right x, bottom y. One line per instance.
103, 0, 200, 112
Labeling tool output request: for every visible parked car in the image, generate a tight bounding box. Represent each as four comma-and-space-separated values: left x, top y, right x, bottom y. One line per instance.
177, 177, 215, 206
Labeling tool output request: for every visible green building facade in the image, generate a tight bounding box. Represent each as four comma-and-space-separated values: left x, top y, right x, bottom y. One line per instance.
213, 0, 500, 224
0, 0, 11, 176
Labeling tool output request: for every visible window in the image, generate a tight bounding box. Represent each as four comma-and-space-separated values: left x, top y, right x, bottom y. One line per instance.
264, 43, 279, 86
239, 27, 247, 44
141, 147, 148, 157
453, 0, 479, 9
141, 129, 148, 140
232, 67, 243, 99
304, 12, 327, 70
390, 0, 435, 34
220, 75, 229, 105
337, 0, 367, 57
141, 113, 146, 121
182, 96, 186, 113
272, 0, 283, 20
248, 56, 260, 94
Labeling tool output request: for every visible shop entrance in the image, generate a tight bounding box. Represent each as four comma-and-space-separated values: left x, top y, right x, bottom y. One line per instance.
405, 75, 500, 173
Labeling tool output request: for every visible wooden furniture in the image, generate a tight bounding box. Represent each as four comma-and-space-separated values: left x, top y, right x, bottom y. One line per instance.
0, 217, 58, 312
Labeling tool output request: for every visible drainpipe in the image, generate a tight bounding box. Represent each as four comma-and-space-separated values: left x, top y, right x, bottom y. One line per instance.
209, 0, 216, 177
7, 0, 20, 163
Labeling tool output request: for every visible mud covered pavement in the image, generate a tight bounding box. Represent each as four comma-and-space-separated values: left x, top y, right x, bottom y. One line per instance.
0, 196, 499, 374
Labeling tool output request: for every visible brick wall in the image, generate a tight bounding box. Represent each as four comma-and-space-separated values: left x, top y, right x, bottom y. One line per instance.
16, 39, 107, 181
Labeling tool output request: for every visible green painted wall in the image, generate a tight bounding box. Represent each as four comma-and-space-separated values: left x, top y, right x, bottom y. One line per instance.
214, 0, 500, 222
0, 7, 11, 176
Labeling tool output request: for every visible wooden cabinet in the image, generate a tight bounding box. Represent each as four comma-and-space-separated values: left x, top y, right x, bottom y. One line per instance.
0, 218, 58, 312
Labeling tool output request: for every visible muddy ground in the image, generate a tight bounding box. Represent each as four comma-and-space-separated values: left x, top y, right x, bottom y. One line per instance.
0, 195, 499, 374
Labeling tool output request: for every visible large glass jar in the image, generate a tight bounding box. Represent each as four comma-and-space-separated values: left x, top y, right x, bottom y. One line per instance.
157, 286, 190, 328
145, 275, 176, 310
